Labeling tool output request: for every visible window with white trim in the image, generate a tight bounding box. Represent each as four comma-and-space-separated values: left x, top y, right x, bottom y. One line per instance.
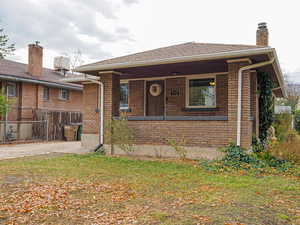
120, 82, 129, 109
43, 87, 49, 100
187, 77, 216, 107
7, 82, 17, 97
59, 88, 69, 100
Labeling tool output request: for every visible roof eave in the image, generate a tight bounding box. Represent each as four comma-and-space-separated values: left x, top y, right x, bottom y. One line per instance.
75, 47, 274, 72
75, 47, 286, 97
61, 74, 100, 84
0, 74, 83, 91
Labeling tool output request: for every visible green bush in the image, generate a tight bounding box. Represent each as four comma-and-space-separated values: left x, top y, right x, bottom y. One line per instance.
273, 113, 293, 141
201, 144, 294, 174
105, 116, 136, 154
166, 137, 188, 159
294, 110, 300, 134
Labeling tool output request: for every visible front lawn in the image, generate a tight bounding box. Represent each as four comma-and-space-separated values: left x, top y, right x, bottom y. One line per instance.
0, 154, 299, 225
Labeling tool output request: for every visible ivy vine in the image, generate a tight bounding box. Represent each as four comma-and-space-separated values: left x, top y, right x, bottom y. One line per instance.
257, 71, 275, 144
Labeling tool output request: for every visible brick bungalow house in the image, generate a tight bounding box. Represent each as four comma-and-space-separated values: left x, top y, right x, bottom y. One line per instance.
0, 43, 83, 140
65, 23, 286, 159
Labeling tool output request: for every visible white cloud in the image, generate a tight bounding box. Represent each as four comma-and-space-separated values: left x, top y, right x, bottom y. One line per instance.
2, 0, 300, 82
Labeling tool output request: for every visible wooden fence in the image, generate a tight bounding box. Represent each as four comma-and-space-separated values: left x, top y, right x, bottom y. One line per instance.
33, 110, 82, 141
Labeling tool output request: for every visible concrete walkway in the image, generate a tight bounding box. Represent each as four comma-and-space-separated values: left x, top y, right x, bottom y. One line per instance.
0, 141, 90, 160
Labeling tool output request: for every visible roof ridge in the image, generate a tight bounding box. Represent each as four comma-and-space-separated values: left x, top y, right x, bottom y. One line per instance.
193, 42, 261, 47
82, 42, 264, 68
1, 58, 59, 72
86, 42, 194, 66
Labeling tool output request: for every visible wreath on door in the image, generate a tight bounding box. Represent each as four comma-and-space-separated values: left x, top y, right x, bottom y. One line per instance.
149, 83, 162, 96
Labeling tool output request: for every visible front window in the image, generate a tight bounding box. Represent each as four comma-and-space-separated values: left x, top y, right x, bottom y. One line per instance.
187, 78, 216, 107
120, 82, 129, 109
7, 82, 17, 97
59, 88, 69, 100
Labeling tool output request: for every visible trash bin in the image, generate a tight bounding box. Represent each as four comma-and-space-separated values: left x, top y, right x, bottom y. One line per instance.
64, 125, 79, 141
77, 125, 82, 141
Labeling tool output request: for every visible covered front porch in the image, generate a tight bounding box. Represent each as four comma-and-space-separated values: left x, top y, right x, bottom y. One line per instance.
82, 57, 260, 157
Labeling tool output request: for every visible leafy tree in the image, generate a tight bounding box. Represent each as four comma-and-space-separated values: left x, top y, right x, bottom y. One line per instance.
0, 26, 15, 59
276, 73, 300, 114
0, 92, 10, 118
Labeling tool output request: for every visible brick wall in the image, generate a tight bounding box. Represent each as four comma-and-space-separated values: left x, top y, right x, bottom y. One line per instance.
1, 81, 82, 121
127, 120, 229, 147
250, 71, 258, 136
227, 61, 253, 148
82, 83, 99, 134
39, 86, 82, 112
101, 72, 120, 144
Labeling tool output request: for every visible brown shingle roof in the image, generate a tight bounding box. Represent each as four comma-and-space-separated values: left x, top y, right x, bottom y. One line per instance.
0, 59, 82, 89
83, 42, 265, 67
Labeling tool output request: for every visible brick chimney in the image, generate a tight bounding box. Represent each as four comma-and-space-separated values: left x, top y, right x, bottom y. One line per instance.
28, 41, 43, 77
256, 22, 269, 46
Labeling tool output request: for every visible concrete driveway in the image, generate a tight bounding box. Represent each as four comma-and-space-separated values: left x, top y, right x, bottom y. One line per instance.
0, 142, 90, 160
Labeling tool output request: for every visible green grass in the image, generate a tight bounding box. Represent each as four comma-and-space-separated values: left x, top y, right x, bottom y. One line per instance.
0, 153, 299, 225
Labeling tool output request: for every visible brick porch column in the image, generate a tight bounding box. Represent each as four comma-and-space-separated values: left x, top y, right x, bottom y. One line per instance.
227, 59, 252, 149
100, 72, 120, 146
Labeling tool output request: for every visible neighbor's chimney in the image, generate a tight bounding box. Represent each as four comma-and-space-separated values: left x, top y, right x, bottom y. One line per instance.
28, 41, 43, 77
256, 22, 269, 46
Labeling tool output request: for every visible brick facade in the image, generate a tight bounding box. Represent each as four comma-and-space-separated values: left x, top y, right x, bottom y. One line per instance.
81, 61, 258, 151
1, 81, 82, 121
82, 83, 99, 134
127, 120, 229, 147
227, 61, 253, 148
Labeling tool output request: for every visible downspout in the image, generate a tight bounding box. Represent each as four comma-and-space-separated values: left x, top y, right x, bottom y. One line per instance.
84, 75, 104, 151
236, 57, 275, 146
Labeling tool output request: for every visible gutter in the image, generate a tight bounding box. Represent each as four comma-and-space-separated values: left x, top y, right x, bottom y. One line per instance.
236, 57, 275, 147
83, 75, 104, 151
61, 74, 100, 83
0, 74, 82, 91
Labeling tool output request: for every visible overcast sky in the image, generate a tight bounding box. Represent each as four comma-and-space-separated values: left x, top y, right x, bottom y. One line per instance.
2, 0, 300, 81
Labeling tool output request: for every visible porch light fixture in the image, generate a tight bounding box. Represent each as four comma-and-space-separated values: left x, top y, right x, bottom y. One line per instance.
209, 81, 216, 86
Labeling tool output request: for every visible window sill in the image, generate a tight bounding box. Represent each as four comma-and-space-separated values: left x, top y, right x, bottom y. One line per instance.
113, 116, 228, 121
182, 107, 219, 112
120, 108, 131, 113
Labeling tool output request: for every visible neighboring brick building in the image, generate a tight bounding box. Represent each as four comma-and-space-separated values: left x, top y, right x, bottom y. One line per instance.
65, 23, 286, 159
0, 43, 83, 140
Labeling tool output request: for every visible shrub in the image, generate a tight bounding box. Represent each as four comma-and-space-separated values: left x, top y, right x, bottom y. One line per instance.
273, 113, 293, 141
201, 144, 294, 174
269, 130, 300, 163
294, 110, 300, 134
105, 116, 136, 154
166, 136, 188, 159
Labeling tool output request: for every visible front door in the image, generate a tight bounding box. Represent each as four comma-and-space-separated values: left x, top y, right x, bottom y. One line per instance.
146, 80, 165, 116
